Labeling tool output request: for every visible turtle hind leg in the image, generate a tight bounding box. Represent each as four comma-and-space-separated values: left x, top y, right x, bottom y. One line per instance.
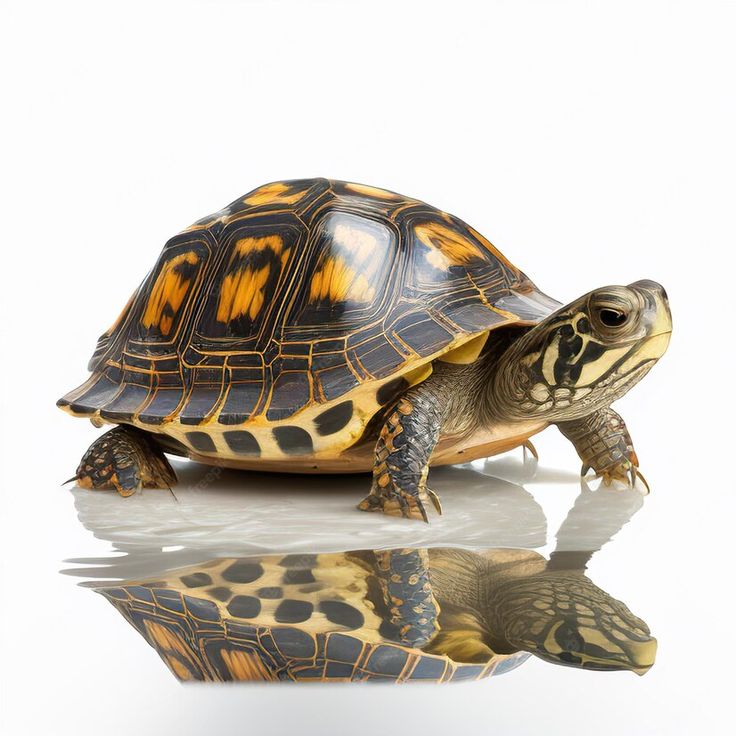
72, 425, 177, 497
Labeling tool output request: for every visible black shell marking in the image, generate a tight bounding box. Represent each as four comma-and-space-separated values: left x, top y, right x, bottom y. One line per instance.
314, 401, 353, 436
59, 179, 556, 427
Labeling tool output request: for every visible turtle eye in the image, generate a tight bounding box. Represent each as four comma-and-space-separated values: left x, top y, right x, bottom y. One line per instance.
588, 287, 641, 337
555, 622, 585, 653
598, 308, 628, 328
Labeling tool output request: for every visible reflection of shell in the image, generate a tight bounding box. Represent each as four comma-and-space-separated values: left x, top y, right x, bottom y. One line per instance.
99, 550, 533, 683
66, 464, 643, 587
219, 648, 276, 681
105, 576, 530, 682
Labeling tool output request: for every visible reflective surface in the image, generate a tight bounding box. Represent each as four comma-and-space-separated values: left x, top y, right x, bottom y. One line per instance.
3, 423, 733, 735
4, 3, 735, 731
63, 459, 654, 683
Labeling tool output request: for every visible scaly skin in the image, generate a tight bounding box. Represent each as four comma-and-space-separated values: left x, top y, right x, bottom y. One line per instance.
74, 425, 177, 496
360, 281, 670, 519
358, 395, 443, 521
374, 548, 439, 648
359, 349, 505, 520
556, 408, 644, 488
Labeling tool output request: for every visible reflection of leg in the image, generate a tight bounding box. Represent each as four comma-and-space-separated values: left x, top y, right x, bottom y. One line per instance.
374, 548, 439, 648
556, 408, 648, 490
523, 440, 539, 460
549, 483, 644, 570
74, 426, 177, 497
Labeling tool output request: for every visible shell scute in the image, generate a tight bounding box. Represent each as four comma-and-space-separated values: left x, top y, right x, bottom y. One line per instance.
60, 179, 557, 461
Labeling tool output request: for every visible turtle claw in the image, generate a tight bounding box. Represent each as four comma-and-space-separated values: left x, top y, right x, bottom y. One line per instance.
580, 459, 650, 495
629, 466, 651, 495
522, 440, 539, 461
358, 487, 433, 522
425, 487, 443, 516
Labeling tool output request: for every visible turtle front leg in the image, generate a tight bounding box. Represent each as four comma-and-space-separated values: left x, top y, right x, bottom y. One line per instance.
358, 388, 443, 522
556, 408, 648, 491
72, 426, 177, 497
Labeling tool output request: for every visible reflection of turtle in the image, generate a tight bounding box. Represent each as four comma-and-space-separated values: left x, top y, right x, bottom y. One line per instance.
98, 544, 655, 682
58, 179, 672, 519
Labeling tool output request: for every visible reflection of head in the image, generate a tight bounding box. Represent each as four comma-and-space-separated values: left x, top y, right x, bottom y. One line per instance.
493, 570, 656, 674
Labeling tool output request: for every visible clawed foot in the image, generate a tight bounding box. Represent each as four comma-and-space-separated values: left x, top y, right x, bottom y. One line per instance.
68, 426, 177, 497
522, 440, 539, 461
358, 485, 442, 522
581, 457, 650, 495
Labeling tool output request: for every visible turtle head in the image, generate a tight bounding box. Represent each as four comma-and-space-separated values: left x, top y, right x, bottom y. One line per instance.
492, 280, 671, 422
491, 571, 657, 675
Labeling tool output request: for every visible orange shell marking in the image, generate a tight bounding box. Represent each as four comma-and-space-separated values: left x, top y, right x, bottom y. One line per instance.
309, 218, 391, 303
413, 221, 484, 270
218, 265, 271, 322
140, 251, 199, 335
243, 181, 309, 207
220, 648, 276, 681
143, 620, 199, 680
216, 235, 287, 323
344, 182, 402, 200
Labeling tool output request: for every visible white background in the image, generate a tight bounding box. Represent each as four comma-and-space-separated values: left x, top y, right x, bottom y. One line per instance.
1, 1, 735, 734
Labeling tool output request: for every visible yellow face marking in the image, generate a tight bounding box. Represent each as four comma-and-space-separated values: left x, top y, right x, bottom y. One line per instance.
344, 182, 401, 200
216, 235, 287, 323
541, 336, 561, 385
577, 626, 624, 655
543, 620, 564, 654
414, 221, 483, 270
243, 181, 307, 206
309, 216, 391, 304
617, 332, 671, 374
576, 344, 631, 387
140, 251, 199, 335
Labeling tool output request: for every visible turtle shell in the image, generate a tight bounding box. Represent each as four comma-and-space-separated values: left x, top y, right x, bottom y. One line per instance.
58, 179, 558, 462
97, 552, 530, 683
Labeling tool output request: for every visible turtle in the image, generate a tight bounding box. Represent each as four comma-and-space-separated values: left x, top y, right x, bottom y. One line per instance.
58, 178, 672, 520
96, 544, 656, 683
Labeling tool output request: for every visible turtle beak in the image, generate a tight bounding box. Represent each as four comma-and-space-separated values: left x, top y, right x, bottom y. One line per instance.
573, 636, 658, 675
629, 279, 672, 338
627, 636, 658, 675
